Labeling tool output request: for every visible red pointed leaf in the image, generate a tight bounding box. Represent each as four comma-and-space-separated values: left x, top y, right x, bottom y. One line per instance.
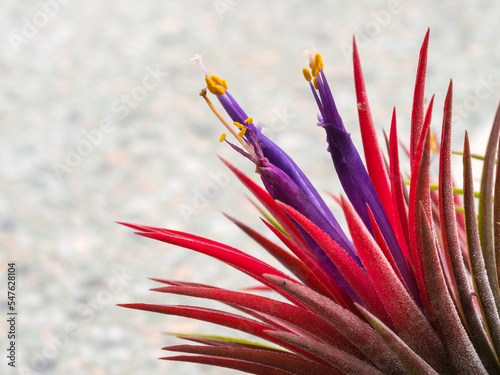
340, 196, 449, 373
356, 303, 440, 375
118, 303, 324, 363
438, 82, 500, 372
353, 37, 393, 222
164, 355, 295, 375
419, 204, 487, 374
277, 201, 392, 327
152, 285, 362, 357
223, 212, 331, 297
408, 96, 434, 314
264, 274, 407, 375
163, 345, 337, 375
389, 109, 411, 259
267, 330, 385, 375
410, 29, 430, 164
219, 157, 310, 251
135, 230, 306, 308
260, 219, 354, 311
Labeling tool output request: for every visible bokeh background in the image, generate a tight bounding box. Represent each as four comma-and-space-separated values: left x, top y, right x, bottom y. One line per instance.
1, 1, 499, 374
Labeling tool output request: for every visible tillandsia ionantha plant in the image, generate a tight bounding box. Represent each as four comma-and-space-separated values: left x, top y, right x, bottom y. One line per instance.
118, 29, 500, 374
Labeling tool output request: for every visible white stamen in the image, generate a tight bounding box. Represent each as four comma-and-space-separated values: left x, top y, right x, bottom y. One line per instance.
190, 54, 210, 76
302, 46, 317, 64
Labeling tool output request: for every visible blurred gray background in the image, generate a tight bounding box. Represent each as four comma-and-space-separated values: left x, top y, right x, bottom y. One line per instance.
1, 0, 499, 374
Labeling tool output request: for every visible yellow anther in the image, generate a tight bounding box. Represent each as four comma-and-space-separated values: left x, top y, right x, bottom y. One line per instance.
221, 79, 228, 90
205, 76, 225, 96
302, 68, 312, 82
233, 122, 244, 129
314, 53, 324, 71
244, 117, 253, 124
211, 75, 224, 86
313, 77, 318, 90
200, 89, 259, 161
430, 134, 439, 153
238, 128, 247, 137
311, 66, 319, 77
219, 133, 227, 142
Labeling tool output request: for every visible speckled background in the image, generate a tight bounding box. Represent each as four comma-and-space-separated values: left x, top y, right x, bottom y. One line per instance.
1, 1, 499, 374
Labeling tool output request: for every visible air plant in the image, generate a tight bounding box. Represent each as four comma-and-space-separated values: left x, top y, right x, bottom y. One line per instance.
118, 30, 500, 374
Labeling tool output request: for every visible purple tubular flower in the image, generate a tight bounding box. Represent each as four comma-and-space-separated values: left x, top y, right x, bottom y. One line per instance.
305, 52, 420, 303
221, 89, 363, 266
192, 56, 360, 266
257, 161, 361, 303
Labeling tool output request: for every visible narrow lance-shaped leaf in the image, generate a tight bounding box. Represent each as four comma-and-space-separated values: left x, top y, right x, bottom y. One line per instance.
267, 330, 385, 375
164, 355, 296, 375
355, 303, 439, 375
478, 102, 500, 312
464, 131, 500, 360
353, 36, 393, 222
133, 229, 309, 308
419, 204, 487, 375
162, 345, 337, 375
438, 81, 500, 373
223, 212, 333, 298
264, 274, 407, 375
495, 135, 500, 303
151, 285, 363, 357
260, 219, 355, 312
119, 303, 330, 364
408, 97, 435, 316
410, 28, 430, 164
389, 108, 412, 262
340, 196, 450, 374
277, 201, 393, 327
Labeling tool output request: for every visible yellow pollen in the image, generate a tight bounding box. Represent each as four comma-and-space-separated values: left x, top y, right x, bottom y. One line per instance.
314, 53, 324, 70
221, 79, 228, 90
205, 76, 226, 96
313, 77, 318, 90
238, 128, 247, 137
302, 68, 312, 82
211, 75, 223, 85
244, 117, 253, 124
233, 122, 244, 129
219, 133, 227, 142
